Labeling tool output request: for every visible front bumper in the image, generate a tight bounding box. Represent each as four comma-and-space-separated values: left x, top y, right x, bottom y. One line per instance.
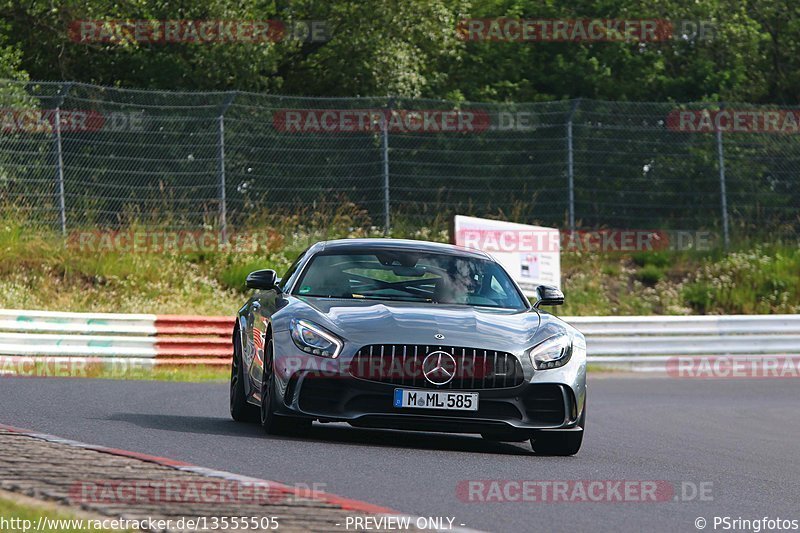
288, 375, 581, 433
271, 330, 586, 434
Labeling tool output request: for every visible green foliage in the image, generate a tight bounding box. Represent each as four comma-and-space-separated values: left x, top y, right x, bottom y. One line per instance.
0, 0, 798, 103
0, 496, 129, 532
681, 246, 800, 314
103, 364, 229, 382
635, 264, 665, 286
559, 245, 800, 315
631, 251, 671, 268
1, 205, 798, 315
0, 14, 27, 83
215, 256, 291, 292
0, 202, 375, 314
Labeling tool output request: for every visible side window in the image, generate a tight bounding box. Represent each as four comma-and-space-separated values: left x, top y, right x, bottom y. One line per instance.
489, 276, 503, 295
278, 250, 307, 290
485, 269, 521, 308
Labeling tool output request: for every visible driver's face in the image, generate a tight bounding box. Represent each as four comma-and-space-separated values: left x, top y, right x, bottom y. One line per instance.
452, 265, 480, 291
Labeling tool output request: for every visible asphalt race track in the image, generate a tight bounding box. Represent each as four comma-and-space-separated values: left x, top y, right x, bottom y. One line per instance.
1, 375, 798, 533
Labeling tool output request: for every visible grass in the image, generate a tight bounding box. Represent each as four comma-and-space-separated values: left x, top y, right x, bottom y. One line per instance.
0, 492, 128, 532
679, 248, 800, 314
0, 360, 230, 382
97, 364, 229, 382
136, 364, 229, 382
558, 245, 800, 315
1, 206, 798, 317
585, 364, 625, 374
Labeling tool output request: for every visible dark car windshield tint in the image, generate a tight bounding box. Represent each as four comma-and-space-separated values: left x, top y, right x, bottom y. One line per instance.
293, 251, 527, 309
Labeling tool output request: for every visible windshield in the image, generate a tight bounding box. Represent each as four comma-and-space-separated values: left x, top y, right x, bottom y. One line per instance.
293, 250, 527, 309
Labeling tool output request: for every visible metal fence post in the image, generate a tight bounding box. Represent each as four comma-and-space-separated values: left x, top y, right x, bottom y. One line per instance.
566, 99, 580, 232
53, 82, 73, 236
218, 92, 236, 244
382, 98, 393, 235
715, 109, 730, 249
54, 108, 66, 236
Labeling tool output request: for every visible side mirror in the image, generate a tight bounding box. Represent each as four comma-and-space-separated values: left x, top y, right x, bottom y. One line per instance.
246, 269, 278, 290
533, 284, 564, 308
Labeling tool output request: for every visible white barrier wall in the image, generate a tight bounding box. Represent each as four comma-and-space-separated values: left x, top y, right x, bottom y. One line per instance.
0, 309, 233, 361
0, 309, 798, 364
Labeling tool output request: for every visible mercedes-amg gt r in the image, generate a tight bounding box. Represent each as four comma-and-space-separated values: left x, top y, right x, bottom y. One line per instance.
230, 239, 586, 455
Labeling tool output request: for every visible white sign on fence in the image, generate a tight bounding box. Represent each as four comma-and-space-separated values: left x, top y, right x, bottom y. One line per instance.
452, 215, 561, 296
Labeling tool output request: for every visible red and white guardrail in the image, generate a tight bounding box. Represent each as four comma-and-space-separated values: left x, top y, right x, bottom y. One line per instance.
0, 309, 234, 365
1, 309, 798, 368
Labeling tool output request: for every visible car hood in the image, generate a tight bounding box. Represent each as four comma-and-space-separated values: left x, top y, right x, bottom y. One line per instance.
287, 296, 542, 354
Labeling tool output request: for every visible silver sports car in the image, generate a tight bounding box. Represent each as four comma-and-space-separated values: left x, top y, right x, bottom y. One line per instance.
230, 239, 586, 455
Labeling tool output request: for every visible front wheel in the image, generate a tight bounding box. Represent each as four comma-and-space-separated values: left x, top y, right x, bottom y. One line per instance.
230, 329, 259, 423
530, 401, 585, 456
260, 338, 312, 435
530, 430, 583, 456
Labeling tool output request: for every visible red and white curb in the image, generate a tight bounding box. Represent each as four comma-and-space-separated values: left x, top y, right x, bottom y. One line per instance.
0, 423, 481, 532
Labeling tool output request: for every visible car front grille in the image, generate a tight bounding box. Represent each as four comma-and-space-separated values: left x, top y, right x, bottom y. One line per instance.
348, 344, 525, 390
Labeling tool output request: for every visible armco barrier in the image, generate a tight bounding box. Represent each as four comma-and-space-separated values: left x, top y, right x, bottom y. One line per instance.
0, 309, 234, 364
564, 314, 800, 370
0, 309, 798, 368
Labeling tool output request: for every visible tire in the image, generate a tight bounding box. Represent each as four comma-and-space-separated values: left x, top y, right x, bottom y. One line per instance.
230, 328, 259, 423
530, 430, 583, 456
260, 337, 313, 435
530, 401, 586, 456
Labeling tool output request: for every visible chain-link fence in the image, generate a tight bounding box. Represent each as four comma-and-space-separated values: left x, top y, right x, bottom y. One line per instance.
1, 80, 798, 244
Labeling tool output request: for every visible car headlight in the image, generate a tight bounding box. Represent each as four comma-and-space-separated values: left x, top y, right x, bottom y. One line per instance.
528, 333, 572, 370
290, 319, 343, 358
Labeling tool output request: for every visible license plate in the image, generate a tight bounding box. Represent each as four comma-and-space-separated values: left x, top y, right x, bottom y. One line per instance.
393, 389, 479, 411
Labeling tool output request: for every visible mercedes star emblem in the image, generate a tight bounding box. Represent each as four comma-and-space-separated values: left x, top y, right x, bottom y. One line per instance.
422, 350, 457, 386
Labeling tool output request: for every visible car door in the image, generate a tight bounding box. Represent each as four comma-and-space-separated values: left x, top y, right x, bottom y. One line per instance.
247, 287, 279, 395
245, 249, 309, 397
